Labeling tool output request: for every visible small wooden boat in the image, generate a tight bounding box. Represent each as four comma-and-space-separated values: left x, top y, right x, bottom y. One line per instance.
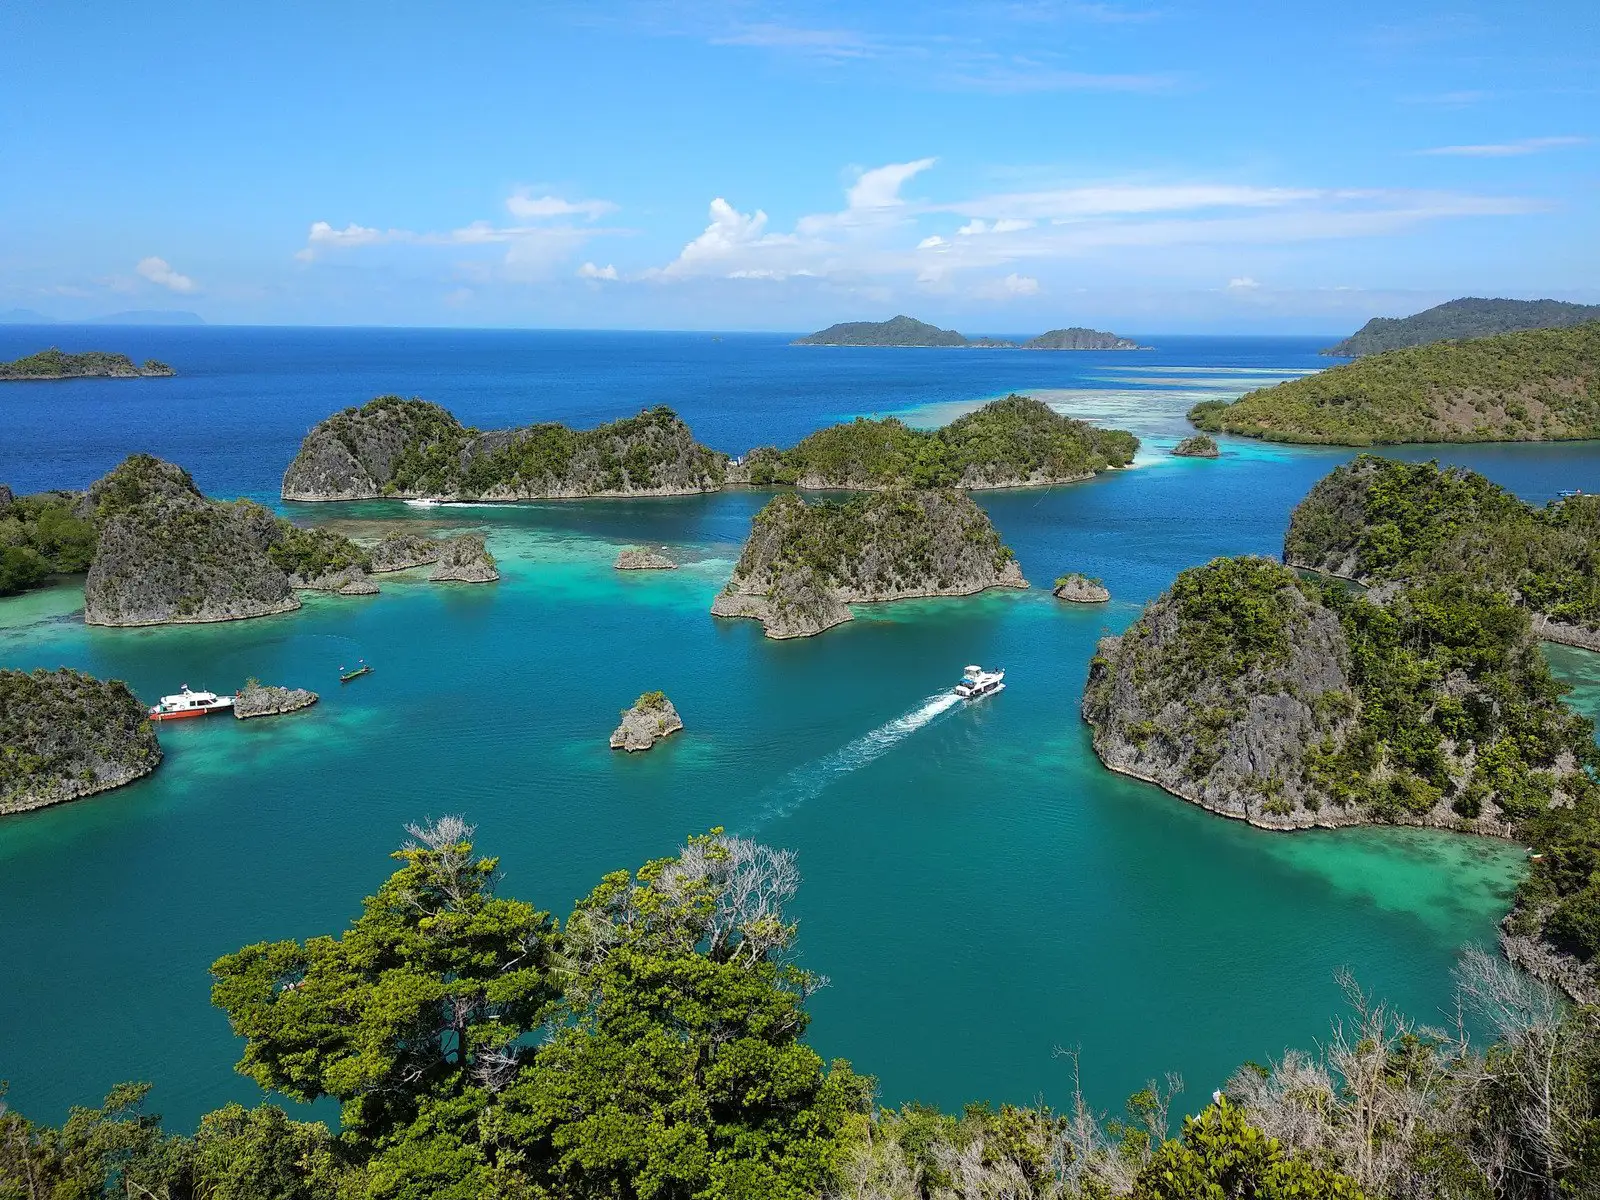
340, 661, 373, 683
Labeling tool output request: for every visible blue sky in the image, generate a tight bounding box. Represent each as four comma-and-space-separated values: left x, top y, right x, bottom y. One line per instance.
1, 0, 1596, 331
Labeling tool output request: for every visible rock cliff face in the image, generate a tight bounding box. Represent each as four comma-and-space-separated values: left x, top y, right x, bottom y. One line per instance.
429, 533, 498, 583
282, 397, 728, 502
615, 548, 678, 570
84, 456, 300, 627
1082, 557, 1592, 838
0, 668, 162, 814
1053, 574, 1110, 603
609, 691, 684, 751
233, 683, 319, 719
713, 489, 1026, 639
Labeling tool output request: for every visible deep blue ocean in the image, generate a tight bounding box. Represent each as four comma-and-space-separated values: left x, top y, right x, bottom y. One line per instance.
0, 325, 1596, 1132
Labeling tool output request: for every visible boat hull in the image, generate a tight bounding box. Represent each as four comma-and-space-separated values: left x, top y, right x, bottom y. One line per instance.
148, 705, 229, 721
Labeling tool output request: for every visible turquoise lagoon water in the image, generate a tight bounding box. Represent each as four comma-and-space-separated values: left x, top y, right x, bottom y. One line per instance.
0, 328, 1593, 1131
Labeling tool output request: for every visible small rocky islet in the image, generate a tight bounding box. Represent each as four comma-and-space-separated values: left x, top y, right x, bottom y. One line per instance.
615, 548, 677, 570
0, 348, 174, 381
232, 682, 319, 720
1170, 434, 1219, 458
1053, 573, 1110, 603
609, 691, 684, 751
712, 488, 1027, 639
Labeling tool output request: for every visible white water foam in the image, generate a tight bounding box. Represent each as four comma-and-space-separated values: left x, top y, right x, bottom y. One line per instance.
746, 690, 964, 828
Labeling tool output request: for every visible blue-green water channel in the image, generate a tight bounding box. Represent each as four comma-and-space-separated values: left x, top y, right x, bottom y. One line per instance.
0, 329, 1593, 1131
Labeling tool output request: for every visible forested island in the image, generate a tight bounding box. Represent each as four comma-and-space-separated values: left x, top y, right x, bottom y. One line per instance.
282, 398, 729, 501
735, 395, 1138, 490
712, 488, 1026, 638
1084, 454, 1600, 1006
1286, 456, 1600, 649
1189, 322, 1600, 445
0, 348, 174, 379
284, 394, 1137, 500
2, 818, 1593, 1199
0, 667, 162, 814
2, 454, 492, 620
792, 315, 1146, 350
1325, 297, 1600, 357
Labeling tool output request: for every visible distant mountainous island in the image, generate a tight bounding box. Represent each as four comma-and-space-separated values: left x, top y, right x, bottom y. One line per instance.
792, 315, 1147, 350
1189, 322, 1600, 445
1323, 297, 1600, 357
0, 308, 205, 326
0, 349, 174, 380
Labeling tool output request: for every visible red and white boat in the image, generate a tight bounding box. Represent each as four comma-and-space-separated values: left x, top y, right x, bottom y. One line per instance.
148, 685, 234, 722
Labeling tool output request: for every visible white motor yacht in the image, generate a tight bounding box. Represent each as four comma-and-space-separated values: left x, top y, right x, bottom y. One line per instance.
954, 665, 1005, 701
148, 685, 234, 722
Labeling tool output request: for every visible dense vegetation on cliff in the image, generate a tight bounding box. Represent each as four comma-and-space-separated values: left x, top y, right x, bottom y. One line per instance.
1286, 456, 1600, 638
1083, 556, 1600, 999
0, 667, 161, 814
1189, 323, 1600, 445
714, 488, 1025, 637
4, 820, 1596, 1199
1325, 297, 1600, 357
282, 397, 729, 501
744, 395, 1138, 490
0, 348, 173, 379
0, 488, 95, 595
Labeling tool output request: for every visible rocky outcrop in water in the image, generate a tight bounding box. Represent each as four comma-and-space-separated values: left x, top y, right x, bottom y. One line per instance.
84, 456, 300, 627
282, 398, 728, 501
1053, 574, 1110, 603
713, 489, 1026, 639
609, 691, 684, 752
233, 683, 319, 720
615, 548, 678, 570
0, 668, 162, 814
368, 531, 447, 572
429, 533, 498, 583
1171, 435, 1219, 458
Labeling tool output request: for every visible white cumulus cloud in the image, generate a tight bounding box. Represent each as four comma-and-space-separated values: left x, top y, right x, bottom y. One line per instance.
578, 262, 619, 280
136, 256, 197, 293
975, 272, 1041, 299
1227, 276, 1262, 290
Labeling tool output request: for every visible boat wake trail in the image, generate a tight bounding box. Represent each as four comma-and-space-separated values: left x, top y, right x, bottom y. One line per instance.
745, 690, 963, 830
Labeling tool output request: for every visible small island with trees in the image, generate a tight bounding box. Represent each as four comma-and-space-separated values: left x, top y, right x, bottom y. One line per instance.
0, 348, 174, 380
712, 488, 1026, 638
791, 314, 1147, 350
1189, 322, 1600, 445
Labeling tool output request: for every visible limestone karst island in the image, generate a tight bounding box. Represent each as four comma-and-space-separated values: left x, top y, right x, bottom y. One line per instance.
4, 4, 1600, 1197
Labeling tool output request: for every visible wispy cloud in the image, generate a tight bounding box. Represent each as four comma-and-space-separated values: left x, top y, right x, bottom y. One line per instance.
1417, 135, 1589, 157
136, 256, 197, 293
641, 159, 1545, 292
973, 272, 1042, 299
710, 22, 879, 60
949, 59, 1176, 93
294, 191, 624, 280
